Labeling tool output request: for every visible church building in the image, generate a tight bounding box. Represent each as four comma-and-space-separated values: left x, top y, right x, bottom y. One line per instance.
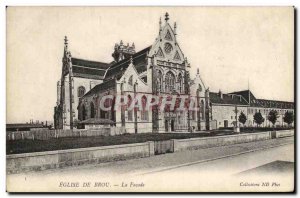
54, 13, 210, 132
54, 13, 294, 132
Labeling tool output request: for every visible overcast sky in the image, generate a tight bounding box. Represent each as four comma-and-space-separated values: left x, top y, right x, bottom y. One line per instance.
6, 7, 294, 123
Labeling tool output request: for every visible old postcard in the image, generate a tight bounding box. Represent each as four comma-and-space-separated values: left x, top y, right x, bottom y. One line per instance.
6, 7, 294, 192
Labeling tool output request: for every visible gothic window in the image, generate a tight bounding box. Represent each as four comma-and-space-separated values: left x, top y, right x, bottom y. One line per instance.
127, 95, 133, 121
141, 95, 148, 121
165, 71, 175, 93
165, 30, 173, 41
178, 73, 183, 93
78, 86, 86, 98
157, 47, 165, 58
128, 75, 133, 86
90, 102, 95, 118
174, 51, 181, 61
164, 43, 173, 54
201, 100, 205, 120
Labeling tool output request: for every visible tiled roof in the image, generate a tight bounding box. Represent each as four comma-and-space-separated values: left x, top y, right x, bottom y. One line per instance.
83, 78, 116, 97
209, 92, 249, 106
104, 46, 151, 80
71, 58, 110, 80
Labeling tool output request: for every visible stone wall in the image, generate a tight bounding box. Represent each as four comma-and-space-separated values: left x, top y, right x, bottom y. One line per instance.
275, 129, 294, 138
7, 141, 154, 174
173, 131, 271, 152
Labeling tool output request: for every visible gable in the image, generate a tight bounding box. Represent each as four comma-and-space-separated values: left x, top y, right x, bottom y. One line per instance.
149, 23, 184, 64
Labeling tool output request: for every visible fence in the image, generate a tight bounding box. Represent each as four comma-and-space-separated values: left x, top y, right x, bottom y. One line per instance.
7, 127, 126, 141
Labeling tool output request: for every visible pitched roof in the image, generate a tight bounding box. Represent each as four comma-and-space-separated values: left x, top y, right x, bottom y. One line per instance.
229, 90, 256, 104
209, 92, 249, 106
83, 78, 116, 97
253, 99, 294, 109
104, 46, 151, 80
229, 90, 294, 109
71, 57, 110, 80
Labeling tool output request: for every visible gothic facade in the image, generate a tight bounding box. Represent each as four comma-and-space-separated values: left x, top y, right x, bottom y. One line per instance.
54, 13, 210, 132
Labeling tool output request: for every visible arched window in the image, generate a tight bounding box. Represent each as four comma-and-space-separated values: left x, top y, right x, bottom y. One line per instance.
141, 95, 148, 121
165, 71, 175, 93
157, 70, 163, 92
128, 75, 133, 86
178, 73, 183, 93
90, 102, 95, 118
78, 86, 86, 98
201, 100, 205, 120
127, 95, 133, 121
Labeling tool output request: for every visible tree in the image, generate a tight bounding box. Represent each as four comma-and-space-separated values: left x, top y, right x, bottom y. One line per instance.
268, 110, 279, 127
283, 111, 294, 126
238, 111, 247, 126
253, 111, 265, 127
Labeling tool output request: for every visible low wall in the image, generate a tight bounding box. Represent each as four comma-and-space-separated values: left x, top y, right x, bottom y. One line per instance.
173, 131, 271, 152
276, 129, 294, 138
7, 141, 154, 174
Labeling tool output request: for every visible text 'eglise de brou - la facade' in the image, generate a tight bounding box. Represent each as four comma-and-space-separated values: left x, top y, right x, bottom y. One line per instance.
54, 13, 294, 132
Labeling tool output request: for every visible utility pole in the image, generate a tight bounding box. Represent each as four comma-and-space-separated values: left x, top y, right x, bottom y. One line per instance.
233, 105, 240, 133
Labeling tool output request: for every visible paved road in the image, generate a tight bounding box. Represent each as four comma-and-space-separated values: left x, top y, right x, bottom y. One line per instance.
7, 137, 294, 192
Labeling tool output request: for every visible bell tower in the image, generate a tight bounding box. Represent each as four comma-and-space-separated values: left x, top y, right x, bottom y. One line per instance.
112, 40, 136, 62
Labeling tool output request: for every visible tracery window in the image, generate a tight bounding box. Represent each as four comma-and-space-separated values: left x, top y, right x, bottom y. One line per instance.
165, 71, 175, 93
178, 73, 183, 93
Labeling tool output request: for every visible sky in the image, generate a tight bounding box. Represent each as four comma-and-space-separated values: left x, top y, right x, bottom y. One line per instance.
6, 7, 294, 123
